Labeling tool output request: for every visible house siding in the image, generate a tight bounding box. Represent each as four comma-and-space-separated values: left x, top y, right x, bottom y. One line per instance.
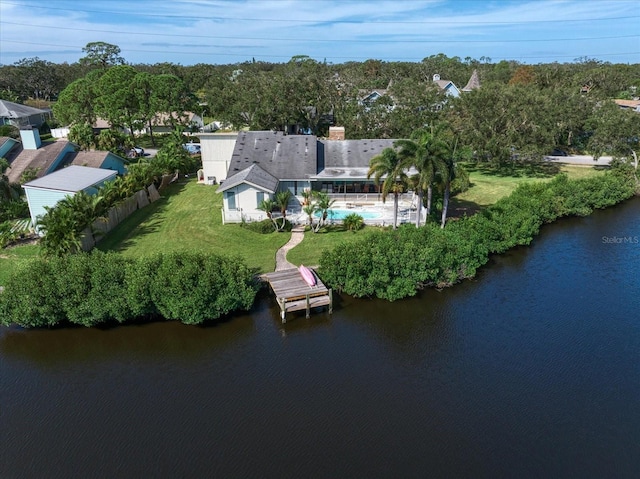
24, 188, 71, 228
101, 153, 126, 174
198, 133, 237, 183
222, 183, 273, 223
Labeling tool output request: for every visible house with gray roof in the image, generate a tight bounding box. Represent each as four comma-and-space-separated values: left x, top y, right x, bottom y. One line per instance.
23, 165, 117, 233
216, 130, 398, 223
0, 100, 51, 128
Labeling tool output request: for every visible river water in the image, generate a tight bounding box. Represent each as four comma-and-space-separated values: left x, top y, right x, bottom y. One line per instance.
1, 199, 639, 478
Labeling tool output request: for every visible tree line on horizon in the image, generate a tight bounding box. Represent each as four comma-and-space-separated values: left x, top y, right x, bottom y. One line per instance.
1, 41, 639, 167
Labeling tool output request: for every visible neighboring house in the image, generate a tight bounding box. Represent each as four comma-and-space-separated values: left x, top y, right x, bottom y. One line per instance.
461, 69, 481, 93
140, 111, 203, 134
613, 99, 640, 113
0, 99, 51, 128
5, 128, 127, 184
0, 136, 19, 158
196, 131, 241, 184
432, 74, 461, 98
5, 129, 76, 184
216, 130, 396, 223
23, 165, 117, 233
64, 150, 127, 175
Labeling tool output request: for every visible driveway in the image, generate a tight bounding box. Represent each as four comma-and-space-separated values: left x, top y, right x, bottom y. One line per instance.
544, 154, 612, 166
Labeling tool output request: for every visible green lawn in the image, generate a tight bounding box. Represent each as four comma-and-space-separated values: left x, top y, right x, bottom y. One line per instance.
0, 164, 606, 285
96, 179, 290, 273
455, 163, 604, 207
287, 225, 378, 267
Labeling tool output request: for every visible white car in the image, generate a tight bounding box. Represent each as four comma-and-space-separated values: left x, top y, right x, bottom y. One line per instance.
183, 143, 201, 154
130, 146, 145, 157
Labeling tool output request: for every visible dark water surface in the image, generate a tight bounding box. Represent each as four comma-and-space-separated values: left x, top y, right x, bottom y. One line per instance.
2, 199, 640, 478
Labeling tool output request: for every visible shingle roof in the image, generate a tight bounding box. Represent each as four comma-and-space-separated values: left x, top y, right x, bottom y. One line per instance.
228, 131, 317, 180
218, 163, 278, 193
320, 138, 396, 169
0, 100, 48, 119
462, 69, 481, 92
6, 140, 72, 184
23, 165, 116, 192
67, 150, 111, 168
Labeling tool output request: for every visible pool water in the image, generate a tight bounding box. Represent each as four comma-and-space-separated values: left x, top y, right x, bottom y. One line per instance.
316, 209, 382, 220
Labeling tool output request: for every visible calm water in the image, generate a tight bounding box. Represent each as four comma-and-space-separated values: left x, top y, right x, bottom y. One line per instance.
2, 199, 640, 478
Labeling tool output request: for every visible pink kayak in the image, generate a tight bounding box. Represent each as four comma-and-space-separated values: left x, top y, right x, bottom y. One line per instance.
299, 265, 317, 287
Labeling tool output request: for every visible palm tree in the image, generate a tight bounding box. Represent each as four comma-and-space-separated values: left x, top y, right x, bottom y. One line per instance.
367, 147, 408, 229
397, 125, 456, 226
275, 190, 292, 230
436, 138, 459, 229
312, 191, 335, 232
258, 197, 278, 231
302, 203, 315, 229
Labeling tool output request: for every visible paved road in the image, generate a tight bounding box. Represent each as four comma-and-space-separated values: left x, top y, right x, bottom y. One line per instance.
544, 154, 612, 166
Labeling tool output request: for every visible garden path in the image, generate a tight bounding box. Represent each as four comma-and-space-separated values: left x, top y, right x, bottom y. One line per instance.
275, 225, 306, 271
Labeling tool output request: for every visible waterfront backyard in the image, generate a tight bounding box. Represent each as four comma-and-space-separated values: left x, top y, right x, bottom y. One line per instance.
0, 163, 604, 285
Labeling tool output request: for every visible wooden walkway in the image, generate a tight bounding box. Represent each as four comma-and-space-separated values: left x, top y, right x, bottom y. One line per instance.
262, 268, 333, 323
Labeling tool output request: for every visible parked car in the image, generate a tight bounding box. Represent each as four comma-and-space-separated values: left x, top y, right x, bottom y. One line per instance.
183, 143, 201, 154
550, 148, 568, 156
129, 146, 145, 158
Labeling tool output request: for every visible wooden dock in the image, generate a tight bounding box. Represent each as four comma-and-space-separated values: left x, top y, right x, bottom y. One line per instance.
262, 268, 333, 323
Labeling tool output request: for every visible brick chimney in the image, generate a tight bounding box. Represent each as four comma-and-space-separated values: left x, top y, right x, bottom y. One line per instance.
328, 126, 345, 141
20, 127, 41, 150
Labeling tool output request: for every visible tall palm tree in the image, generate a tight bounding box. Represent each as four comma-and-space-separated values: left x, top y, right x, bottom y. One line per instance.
258, 197, 278, 231
436, 138, 459, 229
367, 147, 408, 229
274, 190, 292, 231
312, 191, 335, 231
394, 128, 448, 227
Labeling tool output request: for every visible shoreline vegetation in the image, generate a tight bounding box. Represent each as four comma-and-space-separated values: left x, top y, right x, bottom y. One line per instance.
0, 163, 635, 327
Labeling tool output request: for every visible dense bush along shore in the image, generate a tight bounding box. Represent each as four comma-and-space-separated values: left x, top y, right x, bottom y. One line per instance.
319, 165, 637, 300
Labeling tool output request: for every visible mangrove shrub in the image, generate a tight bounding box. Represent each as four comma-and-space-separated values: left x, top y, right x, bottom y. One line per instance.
319, 169, 636, 301
0, 251, 258, 328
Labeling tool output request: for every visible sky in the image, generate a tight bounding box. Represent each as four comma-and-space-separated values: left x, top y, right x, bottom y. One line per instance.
1, 0, 639, 66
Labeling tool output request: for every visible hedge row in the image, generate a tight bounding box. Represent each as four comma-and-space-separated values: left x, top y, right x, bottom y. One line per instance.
319, 167, 637, 301
0, 251, 258, 328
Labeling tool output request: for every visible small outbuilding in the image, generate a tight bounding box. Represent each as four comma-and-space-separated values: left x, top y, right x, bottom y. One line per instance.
23, 165, 117, 233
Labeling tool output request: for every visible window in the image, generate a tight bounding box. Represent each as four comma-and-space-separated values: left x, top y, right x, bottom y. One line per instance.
225, 191, 236, 210
256, 192, 265, 205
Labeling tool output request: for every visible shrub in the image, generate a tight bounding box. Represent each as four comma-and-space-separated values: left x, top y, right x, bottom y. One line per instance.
148, 252, 258, 325
319, 170, 635, 301
342, 213, 364, 231
0, 251, 259, 328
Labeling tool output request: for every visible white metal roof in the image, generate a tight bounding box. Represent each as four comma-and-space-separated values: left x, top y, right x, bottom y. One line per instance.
23, 165, 117, 192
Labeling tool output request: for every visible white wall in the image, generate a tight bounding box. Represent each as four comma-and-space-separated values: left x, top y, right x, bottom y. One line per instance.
197, 132, 237, 184
222, 184, 275, 223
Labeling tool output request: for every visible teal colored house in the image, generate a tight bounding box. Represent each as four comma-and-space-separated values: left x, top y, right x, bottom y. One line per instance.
6, 128, 127, 184
23, 165, 117, 234
0, 136, 19, 158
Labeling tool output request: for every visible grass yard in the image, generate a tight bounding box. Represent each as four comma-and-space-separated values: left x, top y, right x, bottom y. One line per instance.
455, 163, 605, 206
96, 179, 290, 273
287, 225, 377, 267
0, 163, 607, 286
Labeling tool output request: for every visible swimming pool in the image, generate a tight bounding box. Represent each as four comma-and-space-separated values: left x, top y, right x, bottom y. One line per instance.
316, 209, 382, 220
